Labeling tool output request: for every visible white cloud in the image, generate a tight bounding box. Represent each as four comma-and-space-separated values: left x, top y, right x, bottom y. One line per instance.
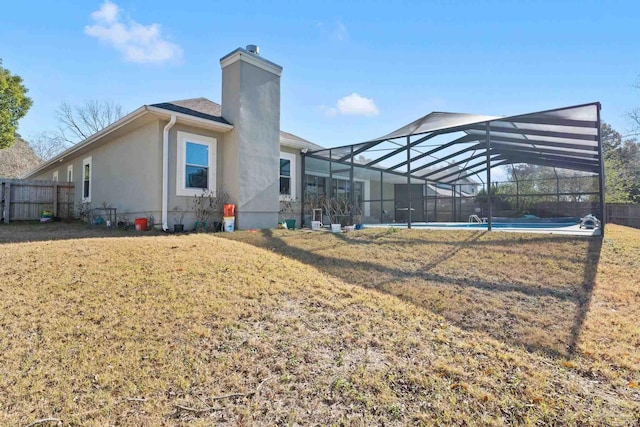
316, 19, 349, 41
85, 1, 182, 64
322, 93, 379, 117
332, 20, 348, 41
91, 0, 118, 24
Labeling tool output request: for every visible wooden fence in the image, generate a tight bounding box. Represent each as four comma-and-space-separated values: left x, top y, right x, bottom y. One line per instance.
1, 179, 75, 223
607, 203, 640, 229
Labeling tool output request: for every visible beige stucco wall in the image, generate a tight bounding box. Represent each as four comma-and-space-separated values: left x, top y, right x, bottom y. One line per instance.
32, 120, 163, 222
278, 146, 303, 225
222, 55, 281, 229
221, 60, 241, 206
165, 122, 227, 230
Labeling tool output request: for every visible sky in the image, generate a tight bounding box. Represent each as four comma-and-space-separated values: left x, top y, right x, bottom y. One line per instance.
2, 0, 639, 149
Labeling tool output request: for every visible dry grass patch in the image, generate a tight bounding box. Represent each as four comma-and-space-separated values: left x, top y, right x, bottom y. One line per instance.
226, 227, 640, 366
0, 222, 638, 425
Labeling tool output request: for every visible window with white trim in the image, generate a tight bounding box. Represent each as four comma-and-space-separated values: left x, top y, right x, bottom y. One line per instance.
279, 152, 296, 200
176, 131, 216, 197
82, 157, 92, 202
52, 171, 58, 181
67, 165, 73, 183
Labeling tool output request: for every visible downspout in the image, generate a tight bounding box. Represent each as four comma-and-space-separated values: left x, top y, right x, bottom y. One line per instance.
162, 115, 177, 231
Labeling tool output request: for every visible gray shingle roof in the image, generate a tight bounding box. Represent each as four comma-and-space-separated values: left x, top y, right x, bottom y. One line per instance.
151, 97, 324, 151
150, 98, 230, 125
279, 130, 324, 151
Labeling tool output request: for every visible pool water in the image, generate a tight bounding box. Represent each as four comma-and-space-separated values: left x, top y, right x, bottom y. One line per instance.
409, 222, 580, 229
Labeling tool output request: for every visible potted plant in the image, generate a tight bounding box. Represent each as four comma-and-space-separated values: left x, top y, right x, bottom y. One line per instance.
344, 205, 356, 232
304, 195, 324, 230
210, 189, 229, 232
172, 205, 185, 233
191, 190, 213, 232
279, 198, 300, 230
141, 210, 154, 230
352, 203, 363, 230
76, 201, 99, 226
323, 197, 344, 233
117, 213, 131, 229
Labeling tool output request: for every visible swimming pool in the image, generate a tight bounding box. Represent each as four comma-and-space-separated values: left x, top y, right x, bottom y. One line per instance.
365, 219, 599, 235
405, 222, 580, 229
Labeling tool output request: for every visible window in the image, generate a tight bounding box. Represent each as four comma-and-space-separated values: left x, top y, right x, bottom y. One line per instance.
67, 165, 73, 183
176, 132, 216, 197
280, 152, 296, 200
280, 159, 291, 195
82, 157, 92, 202
304, 175, 326, 198
52, 171, 58, 182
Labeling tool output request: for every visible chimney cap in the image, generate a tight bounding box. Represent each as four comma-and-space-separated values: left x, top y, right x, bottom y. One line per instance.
220, 46, 282, 76
246, 44, 259, 55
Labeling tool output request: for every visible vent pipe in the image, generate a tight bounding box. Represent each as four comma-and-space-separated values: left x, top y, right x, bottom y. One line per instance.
246, 44, 259, 55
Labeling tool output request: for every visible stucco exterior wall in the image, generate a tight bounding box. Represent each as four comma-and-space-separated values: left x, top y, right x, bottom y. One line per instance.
278, 146, 302, 225
220, 60, 241, 209
165, 122, 226, 230
222, 53, 281, 229
32, 120, 163, 222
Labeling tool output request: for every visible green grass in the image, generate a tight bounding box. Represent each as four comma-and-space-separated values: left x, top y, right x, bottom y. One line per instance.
0, 222, 638, 425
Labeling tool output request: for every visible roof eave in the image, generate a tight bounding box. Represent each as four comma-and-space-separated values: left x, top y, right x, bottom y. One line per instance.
146, 105, 234, 132
22, 105, 235, 179
22, 105, 150, 179
279, 136, 324, 151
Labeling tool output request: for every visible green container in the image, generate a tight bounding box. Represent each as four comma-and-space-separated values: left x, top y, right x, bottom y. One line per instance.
284, 219, 296, 230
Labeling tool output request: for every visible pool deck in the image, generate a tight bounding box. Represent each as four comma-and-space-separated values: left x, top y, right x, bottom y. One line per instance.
365, 222, 601, 236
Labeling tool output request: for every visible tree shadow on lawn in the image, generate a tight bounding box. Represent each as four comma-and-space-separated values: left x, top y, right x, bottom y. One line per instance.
243, 228, 601, 359
0, 221, 173, 244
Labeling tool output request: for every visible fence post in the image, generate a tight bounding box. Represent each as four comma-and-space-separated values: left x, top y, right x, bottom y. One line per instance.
53, 182, 58, 217
4, 182, 10, 224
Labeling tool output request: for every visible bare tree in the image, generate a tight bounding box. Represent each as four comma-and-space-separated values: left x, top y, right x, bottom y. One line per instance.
628, 109, 640, 137
628, 78, 640, 137
28, 100, 124, 160
55, 100, 124, 144
27, 132, 68, 161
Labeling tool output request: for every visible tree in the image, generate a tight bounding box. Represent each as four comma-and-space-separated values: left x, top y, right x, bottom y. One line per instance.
601, 122, 622, 157
55, 100, 123, 144
27, 132, 68, 161
604, 156, 637, 203
31, 100, 124, 160
0, 133, 41, 177
0, 60, 33, 149
600, 122, 640, 203
629, 78, 640, 137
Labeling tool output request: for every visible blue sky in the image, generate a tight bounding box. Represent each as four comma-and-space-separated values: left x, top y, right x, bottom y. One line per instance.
2, 0, 639, 148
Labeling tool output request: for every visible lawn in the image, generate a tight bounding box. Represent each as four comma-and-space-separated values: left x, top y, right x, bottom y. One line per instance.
0, 222, 638, 426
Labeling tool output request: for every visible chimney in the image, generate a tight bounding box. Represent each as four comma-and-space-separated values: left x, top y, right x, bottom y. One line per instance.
220, 46, 283, 229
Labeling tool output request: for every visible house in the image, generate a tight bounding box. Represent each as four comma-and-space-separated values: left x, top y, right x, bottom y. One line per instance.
24, 46, 322, 231
25, 44, 491, 229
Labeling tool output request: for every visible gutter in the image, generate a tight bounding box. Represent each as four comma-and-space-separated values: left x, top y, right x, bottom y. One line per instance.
23, 106, 233, 179
162, 115, 177, 231
146, 106, 233, 132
